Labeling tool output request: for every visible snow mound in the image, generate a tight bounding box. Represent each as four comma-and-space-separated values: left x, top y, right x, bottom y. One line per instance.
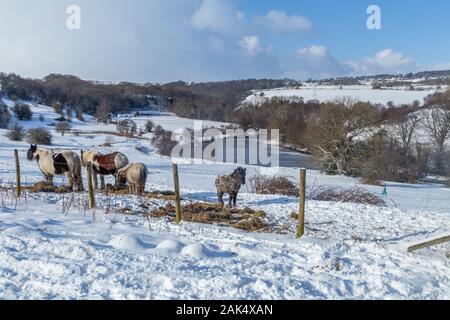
156, 239, 185, 253
181, 243, 212, 259
108, 234, 149, 251
3, 226, 42, 239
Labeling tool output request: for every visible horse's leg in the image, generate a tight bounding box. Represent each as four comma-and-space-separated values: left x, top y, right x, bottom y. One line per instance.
46, 175, 54, 186
228, 193, 233, 207
76, 170, 83, 192
232, 192, 238, 208
217, 192, 224, 205
100, 175, 106, 190
65, 172, 74, 191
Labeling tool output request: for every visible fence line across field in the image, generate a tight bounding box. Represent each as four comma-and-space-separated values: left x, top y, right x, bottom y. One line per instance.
6, 149, 450, 248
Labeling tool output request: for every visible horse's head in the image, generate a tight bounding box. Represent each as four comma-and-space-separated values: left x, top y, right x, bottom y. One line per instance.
80, 150, 88, 166
27, 144, 38, 161
115, 167, 128, 188
236, 167, 247, 185
80, 150, 96, 167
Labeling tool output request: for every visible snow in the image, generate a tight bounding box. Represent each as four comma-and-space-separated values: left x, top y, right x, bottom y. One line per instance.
243, 84, 443, 107
0, 99, 449, 300
114, 112, 231, 132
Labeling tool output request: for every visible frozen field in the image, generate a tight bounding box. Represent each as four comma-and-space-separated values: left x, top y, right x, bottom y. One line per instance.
0, 100, 449, 299
243, 84, 443, 107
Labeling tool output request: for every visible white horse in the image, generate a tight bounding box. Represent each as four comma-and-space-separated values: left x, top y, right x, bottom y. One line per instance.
116, 163, 148, 195
80, 150, 129, 190
27, 144, 83, 191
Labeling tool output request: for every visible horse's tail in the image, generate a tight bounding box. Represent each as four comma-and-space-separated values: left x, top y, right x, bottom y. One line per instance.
142, 165, 148, 184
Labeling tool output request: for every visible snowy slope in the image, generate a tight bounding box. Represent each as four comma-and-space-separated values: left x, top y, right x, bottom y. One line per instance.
0, 100, 449, 300
243, 84, 443, 107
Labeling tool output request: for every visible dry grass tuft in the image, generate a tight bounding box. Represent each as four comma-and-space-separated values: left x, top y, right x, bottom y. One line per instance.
249, 174, 299, 196
27, 181, 70, 194
308, 186, 386, 207
103, 184, 176, 200
149, 202, 271, 232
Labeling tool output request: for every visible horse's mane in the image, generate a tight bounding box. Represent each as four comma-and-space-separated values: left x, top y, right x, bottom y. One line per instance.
35, 147, 54, 156
117, 163, 132, 173
231, 167, 245, 176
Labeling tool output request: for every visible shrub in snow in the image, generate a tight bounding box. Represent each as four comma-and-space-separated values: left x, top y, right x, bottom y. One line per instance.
26, 127, 52, 145
308, 186, 386, 207
6, 123, 25, 141
145, 120, 155, 133
151, 125, 176, 157
56, 122, 71, 136
13, 103, 32, 121
116, 119, 137, 137
249, 174, 299, 196
0, 104, 11, 129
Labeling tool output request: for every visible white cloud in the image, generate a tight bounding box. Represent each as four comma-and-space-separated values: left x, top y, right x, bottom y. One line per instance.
286, 46, 417, 80
347, 49, 415, 75
297, 45, 328, 59
286, 45, 349, 80
260, 10, 312, 33
0, 0, 281, 82
239, 36, 270, 55
0, 1, 422, 83
191, 0, 244, 34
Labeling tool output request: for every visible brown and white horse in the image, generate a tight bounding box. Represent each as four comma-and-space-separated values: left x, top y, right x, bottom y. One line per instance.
80, 150, 129, 189
27, 144, 83, 191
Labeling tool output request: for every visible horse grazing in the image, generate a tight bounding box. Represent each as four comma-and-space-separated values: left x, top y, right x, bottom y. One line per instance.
215, 167, 247, 207
27, 144, 83, 191
80, 150, 129, 190
116, 163, 148, 195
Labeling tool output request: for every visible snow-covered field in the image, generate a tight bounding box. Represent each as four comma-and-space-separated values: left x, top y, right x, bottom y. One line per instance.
0, 100, 449, 300
243, 84, 444, 107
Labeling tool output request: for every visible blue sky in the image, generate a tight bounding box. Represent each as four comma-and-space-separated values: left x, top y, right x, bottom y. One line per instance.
235, 0, 450, 71
0, 0, 448, 82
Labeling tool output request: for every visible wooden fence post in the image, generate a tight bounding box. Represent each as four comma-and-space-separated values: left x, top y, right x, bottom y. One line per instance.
172, 163, 182, 224
93, 172, 98, 190
87, 162, 95, 209
14, 149, 21, 198
297, 168, 306, 239
407, 235, 450, 253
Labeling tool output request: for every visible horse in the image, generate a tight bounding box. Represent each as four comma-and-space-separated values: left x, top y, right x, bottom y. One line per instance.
27, 144, 83, 191
80, 150, 129, 189
215, 167, 247, 207
116, 163, 148, 195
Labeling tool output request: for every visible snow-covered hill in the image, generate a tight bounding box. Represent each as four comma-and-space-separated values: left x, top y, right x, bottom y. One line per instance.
0, 99, 449, 299
242, 83, 446, 108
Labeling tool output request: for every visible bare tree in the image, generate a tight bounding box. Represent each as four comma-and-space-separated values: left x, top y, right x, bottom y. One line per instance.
95, 100, 112, 123
307, 102, 380, 175
56, 122, 71, 136
423, 106, 450, 174
116, 119, 137, 137
52, 101, 64, 116
390, 112, 422, 151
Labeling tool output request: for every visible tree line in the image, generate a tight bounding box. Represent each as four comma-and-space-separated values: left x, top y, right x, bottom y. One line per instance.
0, 73, 295, 123
235, 92, 450, 184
